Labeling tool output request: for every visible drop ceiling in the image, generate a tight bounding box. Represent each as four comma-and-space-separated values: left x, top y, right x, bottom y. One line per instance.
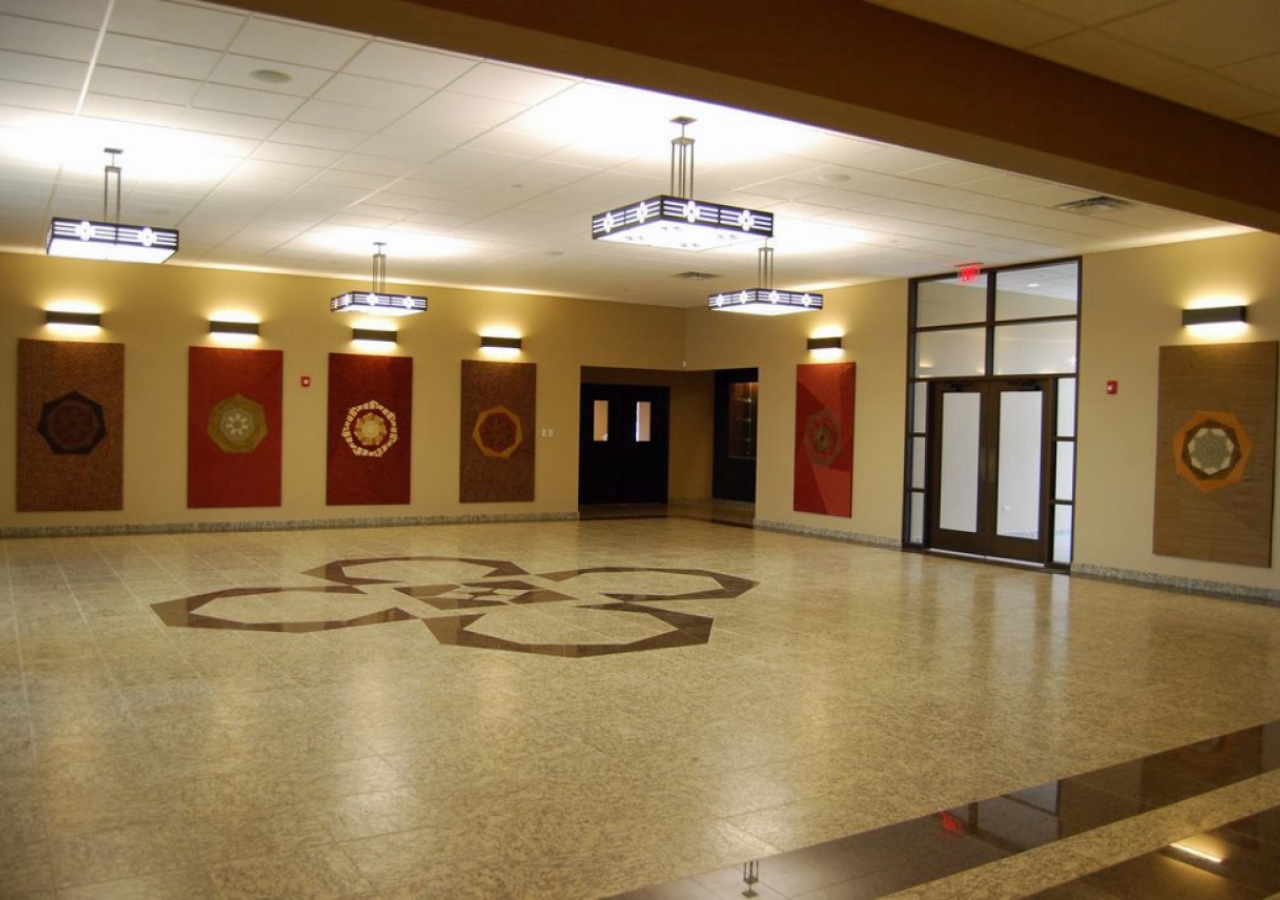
0, 0, 1269, 307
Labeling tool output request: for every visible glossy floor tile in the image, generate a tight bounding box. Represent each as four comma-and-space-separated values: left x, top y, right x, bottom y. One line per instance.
4, 518, 1280, 898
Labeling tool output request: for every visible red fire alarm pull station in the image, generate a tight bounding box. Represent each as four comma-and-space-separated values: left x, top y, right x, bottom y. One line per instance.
1106, 380, 1118, 395
301, 375, 311, 388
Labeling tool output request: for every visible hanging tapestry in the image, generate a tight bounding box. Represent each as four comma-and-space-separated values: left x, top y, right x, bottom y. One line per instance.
460, 360, 536, 503
327, 353, 413, 505
17, 338, 125, 511
188, 346, 283, 508
1153, 341, 1277, 567
794, 362, 855, 517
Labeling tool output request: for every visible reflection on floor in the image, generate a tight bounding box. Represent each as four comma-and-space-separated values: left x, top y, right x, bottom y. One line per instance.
3, 517, 1280, 899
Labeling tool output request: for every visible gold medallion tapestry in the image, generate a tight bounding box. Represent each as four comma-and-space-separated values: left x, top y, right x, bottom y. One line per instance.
460, 360, 535, 503
1153, 341, 1277, 567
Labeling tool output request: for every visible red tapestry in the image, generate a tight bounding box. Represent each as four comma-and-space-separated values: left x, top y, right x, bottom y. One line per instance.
460, 360, 536, 503
17, 339, 125, 511
794, 362, 855, 517
327, 353, 412, 505
188, 347, 283, 509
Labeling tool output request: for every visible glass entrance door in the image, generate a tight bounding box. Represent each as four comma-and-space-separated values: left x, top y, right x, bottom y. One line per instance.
927, 378, 1052, 563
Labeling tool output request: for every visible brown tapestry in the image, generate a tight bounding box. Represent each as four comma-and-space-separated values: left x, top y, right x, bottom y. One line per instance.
17, 338, 125, 511
1153, 341, 1277, 567
460, 360, 536, 503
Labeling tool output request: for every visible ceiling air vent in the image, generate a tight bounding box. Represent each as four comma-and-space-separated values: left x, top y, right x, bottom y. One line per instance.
673, 271, 721, 280
1054, 195, 1135, 212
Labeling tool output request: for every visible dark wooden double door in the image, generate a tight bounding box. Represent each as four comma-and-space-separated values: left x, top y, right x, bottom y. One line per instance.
578, 384, 669, 505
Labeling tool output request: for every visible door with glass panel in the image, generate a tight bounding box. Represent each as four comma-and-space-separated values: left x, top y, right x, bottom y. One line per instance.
578, 384, 670, 505
905, 259, 1079, 566
927, 378, 1052, 562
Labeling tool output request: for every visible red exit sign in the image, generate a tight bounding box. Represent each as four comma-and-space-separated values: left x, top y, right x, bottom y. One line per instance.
957, 264, 982, 284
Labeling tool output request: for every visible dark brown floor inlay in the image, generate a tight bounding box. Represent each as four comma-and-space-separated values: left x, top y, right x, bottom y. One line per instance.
612, 720, 1280, 899
151, 555, 757, 656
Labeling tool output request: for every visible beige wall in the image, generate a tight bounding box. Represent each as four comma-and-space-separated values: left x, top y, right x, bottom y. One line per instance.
580, 367, 714, 501
684, 279, 910, 541
1074, 231, 1280, 591
5, 233, 1279, 597
0, 251, 686, 529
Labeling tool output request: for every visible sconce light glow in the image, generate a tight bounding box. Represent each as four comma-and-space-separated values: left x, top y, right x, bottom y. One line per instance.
351, 327, 397, 349
480, 334, 523, 358
45, 309, 102, 330
1183, 298, 1248, 338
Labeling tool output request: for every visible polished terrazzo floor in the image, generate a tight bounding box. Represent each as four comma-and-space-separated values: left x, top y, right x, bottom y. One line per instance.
4, 518, 1280, 898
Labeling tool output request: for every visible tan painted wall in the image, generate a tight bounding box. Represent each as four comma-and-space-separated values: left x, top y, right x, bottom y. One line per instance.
1074, 231, 1280, 591
0, 251, 686, 529
580, 367, 714, 501
684, 279, 910, 541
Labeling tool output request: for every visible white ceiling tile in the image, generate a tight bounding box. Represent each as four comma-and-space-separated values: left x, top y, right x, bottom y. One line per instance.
330, 154, 420, 177
398, 91, 527, 130
289, 98, 399, 133
231, 159, 322, 183
1016, 0, 1171, 26
91, 67, 201, 105
357, 124, 482, 156
98, 33, 221, 79
1148, 72, 1280, 119
179, 107, 278, 140
900, 160, 1001, 186
1031, 31, 1197, 89
229, 17, 365, 70
1101, 0, 1280, 68
342, 41, 476, 89
107, 0, 243, 50
251, 142, 344, 167
81, 93, 186, 126
0, 79, 79, 114
0, 15, 98, 61
194, 82, 304, 119
270, 121, 367, 151
0, 0, 107, 28
208, 55, 333, 96
312, 169, 390, 191
313, 73, 432, 113
0, 50, 87, 90
447, 62, 576, 105
1220, 54, 1280, 99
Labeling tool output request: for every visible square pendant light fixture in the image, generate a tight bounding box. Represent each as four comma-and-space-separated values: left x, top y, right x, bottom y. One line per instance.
47, 149, 179, 264
709, 244, 823, 315
592, 117, 773, 251
331, 242, 427, 316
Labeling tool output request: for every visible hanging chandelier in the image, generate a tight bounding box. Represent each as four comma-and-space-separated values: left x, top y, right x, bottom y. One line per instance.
591, 116, 773, 251
709, 243, 823, 315
46, 148, 179, 264
330, 242, 427, 316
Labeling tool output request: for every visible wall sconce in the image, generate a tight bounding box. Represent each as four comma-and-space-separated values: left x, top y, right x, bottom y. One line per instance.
807, 335, 842, 351
352, 328, 397, 343
209, 320, 260, 336
46, 310, 102, 327
480, 335, 522, 351
1182, 305, 1247, 327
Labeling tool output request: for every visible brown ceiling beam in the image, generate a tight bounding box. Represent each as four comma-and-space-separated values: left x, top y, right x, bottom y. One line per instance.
220, 0, 1280, 234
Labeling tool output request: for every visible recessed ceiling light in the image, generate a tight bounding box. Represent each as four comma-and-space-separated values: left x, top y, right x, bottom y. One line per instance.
250, 69, 292, 84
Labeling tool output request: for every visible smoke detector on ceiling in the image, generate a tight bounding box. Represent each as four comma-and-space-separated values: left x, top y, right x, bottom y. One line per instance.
1054, 195, 1136, 212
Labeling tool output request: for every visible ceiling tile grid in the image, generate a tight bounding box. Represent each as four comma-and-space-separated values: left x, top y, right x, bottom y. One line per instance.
0, 0, 1258, 306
